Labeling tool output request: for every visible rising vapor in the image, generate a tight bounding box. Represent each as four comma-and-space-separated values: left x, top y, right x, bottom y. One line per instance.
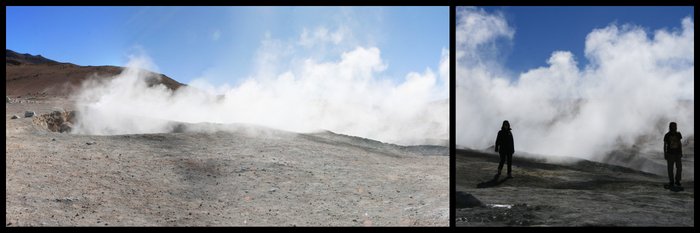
456, 7, 694, 162
72, 31, 449, 146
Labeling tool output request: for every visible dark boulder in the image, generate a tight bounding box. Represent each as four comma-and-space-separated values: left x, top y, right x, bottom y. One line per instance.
456, 191, 484, 208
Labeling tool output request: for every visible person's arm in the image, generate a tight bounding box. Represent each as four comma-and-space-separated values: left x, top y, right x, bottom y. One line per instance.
679, 132, 683, 156
495, 132, 501, 152
510, 133, 514, 153
663, 134, 668, 154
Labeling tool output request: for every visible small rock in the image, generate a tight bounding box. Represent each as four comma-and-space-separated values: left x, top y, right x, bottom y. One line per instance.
50, 110, 63, 118
11, 115, 19, 119
86, 141, 96, 145
59, 122, 73, 133
456, 191, 484, 208
24, 111, 35, 117
67, 111, 77, 123
52, 138, 56, 141
6, 96, 10, 103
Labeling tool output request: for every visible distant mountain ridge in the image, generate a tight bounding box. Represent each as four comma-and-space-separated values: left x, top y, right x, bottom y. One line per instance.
6, 49, 185, 97
6, 49, 60, 65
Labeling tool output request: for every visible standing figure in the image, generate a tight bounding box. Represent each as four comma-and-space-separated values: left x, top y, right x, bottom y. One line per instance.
495, 120, 514, 179
664, 122, 683, 188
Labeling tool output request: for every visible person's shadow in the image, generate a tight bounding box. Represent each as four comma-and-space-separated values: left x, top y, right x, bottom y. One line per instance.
476, 175, 511, 188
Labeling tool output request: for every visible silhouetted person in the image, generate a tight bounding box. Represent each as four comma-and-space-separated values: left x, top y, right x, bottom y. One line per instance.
495, 120, 514, 179
664, 122, 683, 188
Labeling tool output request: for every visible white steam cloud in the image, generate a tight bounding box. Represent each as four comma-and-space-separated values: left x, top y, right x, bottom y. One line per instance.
456, 7, 694, 161
72, 31, 448, 146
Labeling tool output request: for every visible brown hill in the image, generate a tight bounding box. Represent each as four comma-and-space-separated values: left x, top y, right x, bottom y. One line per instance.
6, 49, 59, 65
6, 50, 184, 97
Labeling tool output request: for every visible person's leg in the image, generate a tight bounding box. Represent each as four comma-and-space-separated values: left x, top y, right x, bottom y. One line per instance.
667, 159, 675, 186
497, 153, 505, 175
675, 155, 682, 186
506, 153, 513, 177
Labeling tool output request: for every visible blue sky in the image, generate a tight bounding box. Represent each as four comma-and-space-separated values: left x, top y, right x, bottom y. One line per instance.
6, 7, 448, 85
479, 6, 694, 75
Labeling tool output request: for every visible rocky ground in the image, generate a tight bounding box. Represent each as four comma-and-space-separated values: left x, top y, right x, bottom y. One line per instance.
455, 149, 694, 226
6, 97, 449, 226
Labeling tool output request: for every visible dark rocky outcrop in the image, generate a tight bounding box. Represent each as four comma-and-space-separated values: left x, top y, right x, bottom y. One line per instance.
456, 191, 484, 208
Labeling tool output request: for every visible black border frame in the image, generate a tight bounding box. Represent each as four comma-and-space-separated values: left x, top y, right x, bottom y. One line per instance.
4, 1, 697, 230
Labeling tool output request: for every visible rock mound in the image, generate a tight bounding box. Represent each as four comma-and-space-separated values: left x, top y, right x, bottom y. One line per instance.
456, 191, 484, 208
33, 110, 77, 133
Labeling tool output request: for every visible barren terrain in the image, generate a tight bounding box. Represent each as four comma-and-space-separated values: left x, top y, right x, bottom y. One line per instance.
5, 98, 448, 226
5, 51, 448, 226
455, 148, 694, 226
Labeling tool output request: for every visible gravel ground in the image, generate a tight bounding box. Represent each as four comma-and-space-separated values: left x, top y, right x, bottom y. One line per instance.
6, 98, 448, 226
456, 149, 694, 226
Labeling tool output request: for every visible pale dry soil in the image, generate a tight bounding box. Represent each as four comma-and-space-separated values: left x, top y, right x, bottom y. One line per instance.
6, 98, 448, 226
